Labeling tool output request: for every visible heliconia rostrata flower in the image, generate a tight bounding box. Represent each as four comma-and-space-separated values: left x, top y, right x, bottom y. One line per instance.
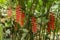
31, 16, 37, 33
16, 5, 25, 27
47, 12, 55, 33
16, 5, 21, 22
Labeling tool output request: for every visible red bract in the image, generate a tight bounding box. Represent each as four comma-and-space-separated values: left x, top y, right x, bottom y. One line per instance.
47, 12, 55, 33
16, 5, 21, 22
7, 7, 12, 17
19, 12, 25, 27
51, 24, 55, 30
21, 13, 25, 19
50, 13, 55, 31
19, 19, 24, 27
31, 17, 37, 33
50, 15, 55, 21
32, 17, 36, 22
32, 26, 37, 33
47, 22, 51, 33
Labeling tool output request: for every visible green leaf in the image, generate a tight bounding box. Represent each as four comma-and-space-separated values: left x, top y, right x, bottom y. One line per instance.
0, 0, 6, 4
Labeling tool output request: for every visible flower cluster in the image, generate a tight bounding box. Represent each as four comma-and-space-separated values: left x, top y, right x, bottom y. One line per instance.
31, 17, 37, 33
16, 5, 25, 27
47, 12, 55, 33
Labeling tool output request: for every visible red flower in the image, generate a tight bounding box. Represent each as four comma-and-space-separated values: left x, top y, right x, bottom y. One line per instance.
50, 13, 55, 31
16, 5, 21, 22
19, 19, 25, 27
31, 17, 37, 33
16, 5, 25, 27
47, 12, 55, 33
21, 12, 25, 19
